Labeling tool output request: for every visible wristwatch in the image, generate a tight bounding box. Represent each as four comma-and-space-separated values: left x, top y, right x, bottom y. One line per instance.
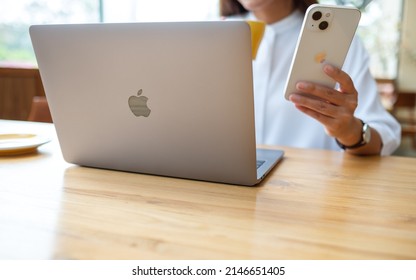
336, 119, 371, 150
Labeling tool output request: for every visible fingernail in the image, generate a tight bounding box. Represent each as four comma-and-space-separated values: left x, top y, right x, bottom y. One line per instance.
324, 64, 335, 74
289, 94, 300, 102
296, 82, 311, 90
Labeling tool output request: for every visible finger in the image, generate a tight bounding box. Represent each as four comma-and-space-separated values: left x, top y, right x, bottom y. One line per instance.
295, 82, 344, 106
290, 93, 338, 118
322, 64, 356, 94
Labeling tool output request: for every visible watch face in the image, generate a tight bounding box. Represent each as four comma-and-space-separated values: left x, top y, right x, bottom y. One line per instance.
363, 123, 371, 144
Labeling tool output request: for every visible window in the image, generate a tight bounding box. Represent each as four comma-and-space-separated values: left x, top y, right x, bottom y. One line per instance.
0, 0, 99, 65
102, 0, 218, 23
320, 0, 403, 79
0, 0, 403, 79
0, 0, 218, 66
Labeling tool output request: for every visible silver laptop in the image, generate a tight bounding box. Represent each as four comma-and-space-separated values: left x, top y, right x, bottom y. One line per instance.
29, 21, 284, 186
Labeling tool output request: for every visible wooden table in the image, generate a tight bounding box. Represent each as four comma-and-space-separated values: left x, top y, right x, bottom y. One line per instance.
1, 120, 415, 260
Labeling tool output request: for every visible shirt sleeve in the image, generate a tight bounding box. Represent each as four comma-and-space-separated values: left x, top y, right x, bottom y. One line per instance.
342, 36, 401, 156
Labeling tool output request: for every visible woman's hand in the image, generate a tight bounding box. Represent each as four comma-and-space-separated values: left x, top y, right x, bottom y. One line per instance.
289, 64, 382, 155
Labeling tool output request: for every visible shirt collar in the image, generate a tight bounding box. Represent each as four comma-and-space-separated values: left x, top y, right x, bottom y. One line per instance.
246, 9, 303, 36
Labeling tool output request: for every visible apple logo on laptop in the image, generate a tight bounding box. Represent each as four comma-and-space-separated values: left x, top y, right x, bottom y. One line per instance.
128, 89, 151, 117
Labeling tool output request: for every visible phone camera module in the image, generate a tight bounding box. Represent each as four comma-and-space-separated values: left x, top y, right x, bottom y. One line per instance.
312, 11, 322, 21
319, 21, 329, 30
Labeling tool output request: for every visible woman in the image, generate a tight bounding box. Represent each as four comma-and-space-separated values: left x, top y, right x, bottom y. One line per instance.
220, 0, 401, 155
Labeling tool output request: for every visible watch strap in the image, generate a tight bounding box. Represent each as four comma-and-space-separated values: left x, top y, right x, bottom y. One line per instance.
336, 120, 368, 150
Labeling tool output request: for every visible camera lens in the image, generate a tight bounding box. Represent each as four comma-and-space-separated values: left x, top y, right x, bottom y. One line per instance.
319, 21, 329, 30
312, 11, 322, 21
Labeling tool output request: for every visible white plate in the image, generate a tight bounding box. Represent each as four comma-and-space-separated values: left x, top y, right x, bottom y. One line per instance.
0, 133, 51, 156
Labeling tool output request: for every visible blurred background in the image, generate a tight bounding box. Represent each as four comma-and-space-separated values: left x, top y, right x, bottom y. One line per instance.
1, 0, 415, 156
0, 0, 404, 79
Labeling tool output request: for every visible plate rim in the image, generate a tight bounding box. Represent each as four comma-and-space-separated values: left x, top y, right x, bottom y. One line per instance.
0, 133, 51, 154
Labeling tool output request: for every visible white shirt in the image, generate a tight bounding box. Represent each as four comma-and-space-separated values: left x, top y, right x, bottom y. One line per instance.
246, 10, 401, 155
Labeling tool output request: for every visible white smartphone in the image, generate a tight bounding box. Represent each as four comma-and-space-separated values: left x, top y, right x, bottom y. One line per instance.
284, 4, 361, 100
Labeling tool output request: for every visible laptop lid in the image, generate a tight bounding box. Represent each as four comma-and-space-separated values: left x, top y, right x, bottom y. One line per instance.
30, 21, 283, 186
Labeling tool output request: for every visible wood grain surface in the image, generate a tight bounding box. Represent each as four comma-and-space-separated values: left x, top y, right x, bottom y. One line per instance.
1, 120, 415, 260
